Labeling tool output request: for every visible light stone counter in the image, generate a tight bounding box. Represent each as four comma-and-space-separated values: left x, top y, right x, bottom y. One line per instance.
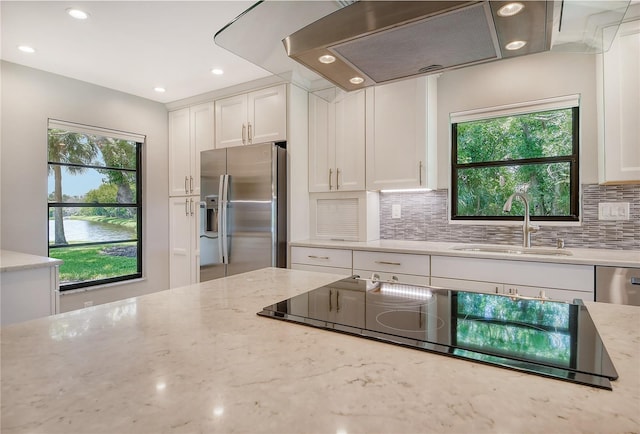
291, 239, 640, 267
0, 249, 62, 272
1, 268, 639, 434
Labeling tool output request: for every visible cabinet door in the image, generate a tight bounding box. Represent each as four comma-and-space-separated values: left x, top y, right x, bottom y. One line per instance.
308, 287, 332, 321
600, 20, 640, 183
168, 108, 191, 196
308, 93, 334, 192
367, 77, 429, 190
170, 197, 191, 288
190, 102, 214, 195
335, 90, 365, 191
248, 84, 287, 144
169, 197, 199, 288
334, 289, 365, 328
215, 94, 247, 148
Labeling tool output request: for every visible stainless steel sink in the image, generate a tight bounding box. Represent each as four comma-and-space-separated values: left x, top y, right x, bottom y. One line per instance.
451, 245, 573, 256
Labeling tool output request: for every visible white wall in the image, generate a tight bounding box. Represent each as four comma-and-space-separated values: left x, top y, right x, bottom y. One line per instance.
0, 61, 169, 311
436, 50, 599, 188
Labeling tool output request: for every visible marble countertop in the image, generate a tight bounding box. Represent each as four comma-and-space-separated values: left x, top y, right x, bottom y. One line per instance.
291, 239, 640, 267
0, 249, 63, 272
1, 268, 639, 434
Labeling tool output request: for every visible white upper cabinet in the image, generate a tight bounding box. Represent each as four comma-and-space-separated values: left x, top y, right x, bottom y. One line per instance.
598, 19, 640, 184
308, 89, 365, 192
366, 76, 437, 191
215, 84, 287, 148
168, 102, 214, 196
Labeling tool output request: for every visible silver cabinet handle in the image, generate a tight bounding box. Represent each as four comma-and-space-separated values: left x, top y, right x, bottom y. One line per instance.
329, 289, 333, 311
189, 198, 194, 216
419, 161, 423, 186
308, 255, 330, 260
419, 305, 423, 328
190, 176, 194, 193
631, 277, 640, 285
375, 261, 401, 266
248, 122, 252, 144
329, 168, 333, 190
184, 176, 189, 194
242, 124, 246, 145
184, 198, 189, 216
336, 168, 341, 190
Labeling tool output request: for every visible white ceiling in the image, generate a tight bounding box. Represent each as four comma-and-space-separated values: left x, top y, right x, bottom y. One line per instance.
0, 1, 275, 104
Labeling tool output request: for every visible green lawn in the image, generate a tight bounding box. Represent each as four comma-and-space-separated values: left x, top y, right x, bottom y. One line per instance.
49, 242, 138, 284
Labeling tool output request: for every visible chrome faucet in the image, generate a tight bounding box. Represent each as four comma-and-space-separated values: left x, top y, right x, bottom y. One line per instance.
503, 193, 539, 248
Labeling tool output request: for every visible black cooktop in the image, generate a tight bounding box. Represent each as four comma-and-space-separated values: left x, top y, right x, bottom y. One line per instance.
258, 276, 618, 390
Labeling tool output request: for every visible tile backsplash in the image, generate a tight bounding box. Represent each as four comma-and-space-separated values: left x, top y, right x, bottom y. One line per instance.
380, 184, 639, 250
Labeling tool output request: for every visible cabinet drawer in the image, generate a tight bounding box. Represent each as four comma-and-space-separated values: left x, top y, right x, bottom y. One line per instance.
292, 263, 352, 276
431, 256, 594, 292
431, 277, 501, 295
353, 251, 429, 276
506, 284, 594, 303
354, 269, 430, 286
291, 247, 352, 268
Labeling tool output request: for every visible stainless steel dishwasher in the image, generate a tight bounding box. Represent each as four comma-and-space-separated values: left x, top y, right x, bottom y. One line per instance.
595, 266, 640, 306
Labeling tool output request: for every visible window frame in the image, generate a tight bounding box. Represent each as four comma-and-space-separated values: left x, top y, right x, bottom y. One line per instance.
47, 122, 143, 291
450, 99, 580, 223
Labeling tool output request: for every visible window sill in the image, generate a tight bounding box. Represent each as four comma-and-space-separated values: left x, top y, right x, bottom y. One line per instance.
60, 277, 147, 295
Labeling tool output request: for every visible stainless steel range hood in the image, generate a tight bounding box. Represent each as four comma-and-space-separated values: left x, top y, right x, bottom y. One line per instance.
282, 1, 555, 91
214, 1, 632, 95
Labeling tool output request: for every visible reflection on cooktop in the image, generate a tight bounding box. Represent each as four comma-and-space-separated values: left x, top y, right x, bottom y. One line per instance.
258, 276, 618, 390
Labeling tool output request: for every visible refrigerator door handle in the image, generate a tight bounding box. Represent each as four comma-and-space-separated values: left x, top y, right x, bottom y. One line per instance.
218, 174, 226, 264
220, 174, 230, 264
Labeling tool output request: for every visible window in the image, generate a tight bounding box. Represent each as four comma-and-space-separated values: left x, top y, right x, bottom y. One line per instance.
47, 120, 143, 290
451, 96, 579, 222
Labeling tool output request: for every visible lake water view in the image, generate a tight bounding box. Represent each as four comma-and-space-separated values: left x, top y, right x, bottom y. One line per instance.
49, 218, 136, 243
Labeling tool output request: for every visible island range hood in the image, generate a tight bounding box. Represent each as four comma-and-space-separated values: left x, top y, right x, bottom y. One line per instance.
214, 1, 632, 94
282, 1, 555, 91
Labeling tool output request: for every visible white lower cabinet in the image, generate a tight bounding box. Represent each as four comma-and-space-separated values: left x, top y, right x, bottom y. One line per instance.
1, 265, 60, 325
430, 256, 594, 302
353, 251, 430, 286
290, 246, 352, 276
169, 197, 200, 288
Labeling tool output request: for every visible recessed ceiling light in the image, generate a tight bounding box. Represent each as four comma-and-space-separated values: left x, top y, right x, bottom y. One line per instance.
18, 45, 35, 53
211, 68, 224, 75
505, 40, 527, 50
497, 2, 524, 17
154, 87, 166, 93
349, 76, 364, 85
318, 54, 336, 64
67, 8, 89, 20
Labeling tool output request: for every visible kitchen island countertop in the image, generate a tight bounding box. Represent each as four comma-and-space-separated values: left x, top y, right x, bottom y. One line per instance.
1, 268, 638, 434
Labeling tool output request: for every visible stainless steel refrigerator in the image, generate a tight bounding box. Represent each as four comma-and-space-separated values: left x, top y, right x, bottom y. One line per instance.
200, 142, 287, 281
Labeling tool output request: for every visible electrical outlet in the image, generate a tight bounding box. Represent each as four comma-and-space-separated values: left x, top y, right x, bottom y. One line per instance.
598, 202, 630, 220
392, 204, 401, 219
84, 301, 93, 308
